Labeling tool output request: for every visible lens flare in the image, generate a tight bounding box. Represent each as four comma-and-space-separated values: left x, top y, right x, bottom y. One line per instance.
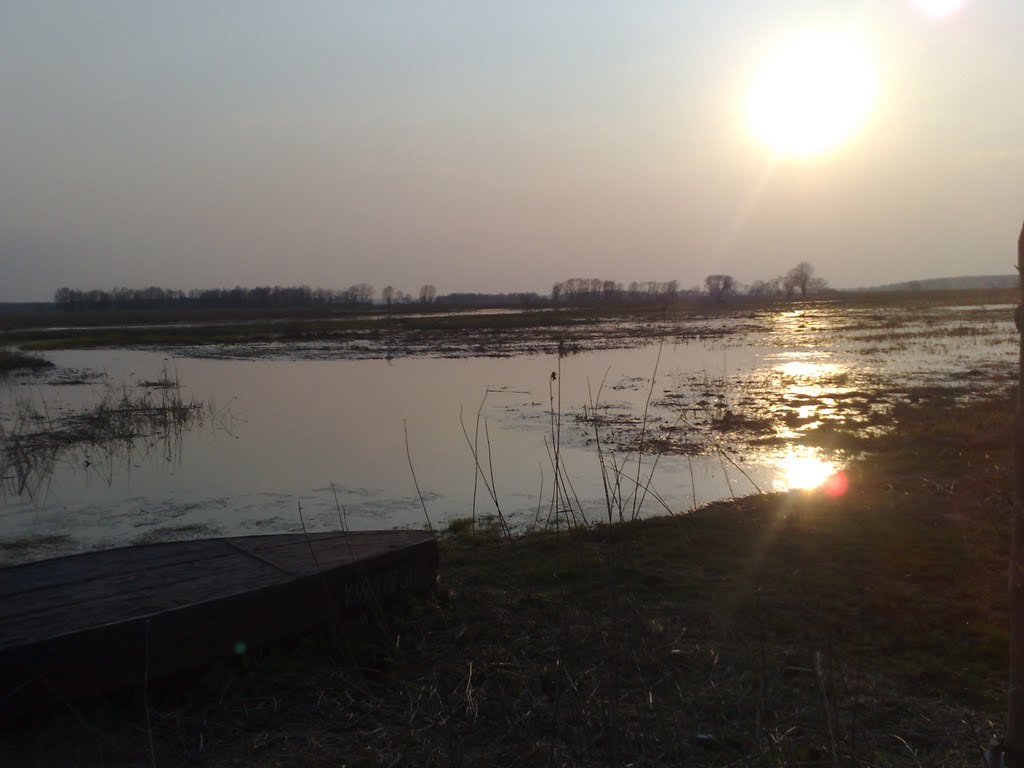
821, 470, 849, 498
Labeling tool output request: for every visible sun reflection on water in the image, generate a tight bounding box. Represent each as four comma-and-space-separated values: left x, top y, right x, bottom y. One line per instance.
774, 360, 843, 380
758, 356, 867, 440
773, 452, 847, 496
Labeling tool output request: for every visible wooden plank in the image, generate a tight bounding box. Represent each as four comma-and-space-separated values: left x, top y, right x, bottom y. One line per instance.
1, 559, 288, 648
0, 532, 429, 600
0, 552, 283, 625
0, 539, 237, 598
232, 530, 435, 572
0, 531, 437, 720
1, 532, 435, 645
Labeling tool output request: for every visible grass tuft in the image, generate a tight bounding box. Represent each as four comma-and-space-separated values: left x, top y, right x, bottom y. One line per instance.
1, 379, 207, 499
0, 346, 53, 374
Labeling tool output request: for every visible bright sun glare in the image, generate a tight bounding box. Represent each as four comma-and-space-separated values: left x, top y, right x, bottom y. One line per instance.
775, 455, 848, 496
911, 0, 968, 20
747, 31, 877, 158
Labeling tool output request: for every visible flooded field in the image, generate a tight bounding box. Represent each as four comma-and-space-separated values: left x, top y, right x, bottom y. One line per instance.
0, 301, 1017, 563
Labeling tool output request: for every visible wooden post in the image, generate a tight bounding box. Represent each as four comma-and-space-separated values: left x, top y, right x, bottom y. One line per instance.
1009, 220, 1024, 766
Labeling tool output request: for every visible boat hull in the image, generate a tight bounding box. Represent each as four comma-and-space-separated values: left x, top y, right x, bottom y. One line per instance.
0, 531, 437, 719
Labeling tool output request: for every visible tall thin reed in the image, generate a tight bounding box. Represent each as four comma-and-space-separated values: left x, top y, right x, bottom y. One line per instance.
296, 500, 321, 570
403, 420, 434, 533
457, 405, 511, 541
631, 342, 662, 520
330, 482, 355, 560
534, 462, 545, 526
588, 371, 615, 524
482, 420, 512, 540
471, 391, 488, 529
548, 364, 562, 530
686, 452, 698, 512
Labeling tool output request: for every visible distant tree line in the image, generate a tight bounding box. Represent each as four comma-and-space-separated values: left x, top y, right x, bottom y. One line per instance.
53, 284, 377, 311
704, 262, 830, 303
53, 283, 556, 313
52, 262, 830, 312
548, 264, 829, 307
551, 278, 686, 305
53, 283, 449, 311
440, 292, 545, 308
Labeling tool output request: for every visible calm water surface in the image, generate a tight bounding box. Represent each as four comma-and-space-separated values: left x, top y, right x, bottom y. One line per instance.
1, 304, 1016, 562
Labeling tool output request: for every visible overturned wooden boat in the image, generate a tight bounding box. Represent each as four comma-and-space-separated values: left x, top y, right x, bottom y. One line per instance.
0, 530, 437, 719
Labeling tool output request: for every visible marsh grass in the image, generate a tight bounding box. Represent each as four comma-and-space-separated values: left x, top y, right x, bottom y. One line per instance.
0, 379, 207, 498
577, 347, 678, 524
0, 346, 52, 374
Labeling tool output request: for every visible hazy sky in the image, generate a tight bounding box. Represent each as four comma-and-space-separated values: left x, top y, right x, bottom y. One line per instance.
2, 1, 1023, 301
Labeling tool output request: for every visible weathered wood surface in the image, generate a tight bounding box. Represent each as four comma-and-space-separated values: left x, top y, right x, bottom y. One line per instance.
0, 531, 437, 719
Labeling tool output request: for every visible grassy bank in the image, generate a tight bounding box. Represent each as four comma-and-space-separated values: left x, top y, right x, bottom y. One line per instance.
2, 385, 1015, 766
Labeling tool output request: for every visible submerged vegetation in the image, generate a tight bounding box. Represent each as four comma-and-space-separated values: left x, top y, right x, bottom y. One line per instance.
0, 346, 52, 373
1, 288, 1015, 362
0, 376, 207, 499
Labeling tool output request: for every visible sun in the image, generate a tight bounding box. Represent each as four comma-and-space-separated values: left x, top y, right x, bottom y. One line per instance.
911, 0, 968, 20
747, 31, 877, 158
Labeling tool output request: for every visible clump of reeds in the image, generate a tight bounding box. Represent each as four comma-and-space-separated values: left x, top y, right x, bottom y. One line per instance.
451, 344, 674, 537
0, 378, 206, 498
0, 346, 53, 374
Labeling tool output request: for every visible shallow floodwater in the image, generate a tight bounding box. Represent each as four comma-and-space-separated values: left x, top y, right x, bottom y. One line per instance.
0, 303, 1017, 562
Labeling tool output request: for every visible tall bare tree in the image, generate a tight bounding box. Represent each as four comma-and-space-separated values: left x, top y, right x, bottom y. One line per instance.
704, 274, 736, 302
419, 284, 437, 304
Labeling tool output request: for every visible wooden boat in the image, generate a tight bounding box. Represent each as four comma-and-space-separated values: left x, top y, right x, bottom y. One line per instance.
0, 530, 437, 719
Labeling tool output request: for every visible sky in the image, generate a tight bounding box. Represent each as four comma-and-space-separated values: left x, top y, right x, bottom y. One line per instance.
2, 1, 1023, 301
